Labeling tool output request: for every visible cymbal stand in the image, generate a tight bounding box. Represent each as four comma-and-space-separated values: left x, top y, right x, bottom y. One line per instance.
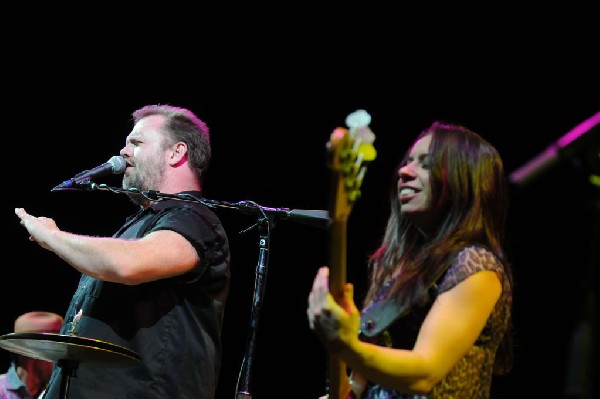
56, 359, 78, 399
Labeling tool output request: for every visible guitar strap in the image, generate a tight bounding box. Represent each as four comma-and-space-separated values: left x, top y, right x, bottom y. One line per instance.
359, 297, 409, 338
359, 259, 453, 338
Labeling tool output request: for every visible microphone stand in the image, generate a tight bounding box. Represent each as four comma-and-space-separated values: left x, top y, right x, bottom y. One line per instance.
508, 114, 599, 397
77, 183, 330, 398
234, 215, 271, 399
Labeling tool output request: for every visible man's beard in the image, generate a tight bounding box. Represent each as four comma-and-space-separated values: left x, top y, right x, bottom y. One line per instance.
122, 157, 164, 207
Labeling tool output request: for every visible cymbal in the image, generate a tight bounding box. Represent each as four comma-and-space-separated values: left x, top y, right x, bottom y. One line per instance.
0, 332, 140, 367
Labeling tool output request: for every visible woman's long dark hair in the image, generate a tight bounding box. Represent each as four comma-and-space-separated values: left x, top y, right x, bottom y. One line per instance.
363, 121, 514, 374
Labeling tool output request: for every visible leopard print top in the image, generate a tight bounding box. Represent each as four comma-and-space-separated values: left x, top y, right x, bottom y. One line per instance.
361, 245, 512, 399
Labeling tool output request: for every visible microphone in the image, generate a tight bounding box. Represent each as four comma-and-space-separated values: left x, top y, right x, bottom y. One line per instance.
509, 111, 600, 187
52, 155, 127, 191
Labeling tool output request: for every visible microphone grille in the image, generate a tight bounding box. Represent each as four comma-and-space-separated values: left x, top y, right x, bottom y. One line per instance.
108, 155, 127, 174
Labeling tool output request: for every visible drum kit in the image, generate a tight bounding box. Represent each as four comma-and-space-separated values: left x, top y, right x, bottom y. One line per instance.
0, 332, 140, 398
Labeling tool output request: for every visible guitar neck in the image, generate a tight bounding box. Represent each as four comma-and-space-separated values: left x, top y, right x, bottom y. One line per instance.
329, 219, 347, 296
327, 217, 348, 399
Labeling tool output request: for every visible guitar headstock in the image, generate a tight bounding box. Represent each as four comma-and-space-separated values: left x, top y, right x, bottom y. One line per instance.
327, 109, 377, 222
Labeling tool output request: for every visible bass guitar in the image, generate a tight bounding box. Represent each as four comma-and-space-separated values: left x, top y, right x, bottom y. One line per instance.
325, 109, 377, 399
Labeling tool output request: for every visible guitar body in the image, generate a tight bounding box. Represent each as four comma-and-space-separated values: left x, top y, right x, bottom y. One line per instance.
325, 110, 376, 399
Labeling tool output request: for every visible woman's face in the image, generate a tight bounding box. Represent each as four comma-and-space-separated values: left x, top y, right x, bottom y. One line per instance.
397, 134, 433, 233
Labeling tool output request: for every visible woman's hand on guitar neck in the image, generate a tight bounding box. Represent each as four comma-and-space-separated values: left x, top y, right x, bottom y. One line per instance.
307, 267, 361, 354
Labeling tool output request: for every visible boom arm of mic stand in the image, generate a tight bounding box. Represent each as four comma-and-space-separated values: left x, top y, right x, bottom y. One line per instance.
201, 199, 331, 230
87, 184, 331, 229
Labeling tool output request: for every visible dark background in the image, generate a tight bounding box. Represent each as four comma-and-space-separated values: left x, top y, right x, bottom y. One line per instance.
1, 16, 599, 398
